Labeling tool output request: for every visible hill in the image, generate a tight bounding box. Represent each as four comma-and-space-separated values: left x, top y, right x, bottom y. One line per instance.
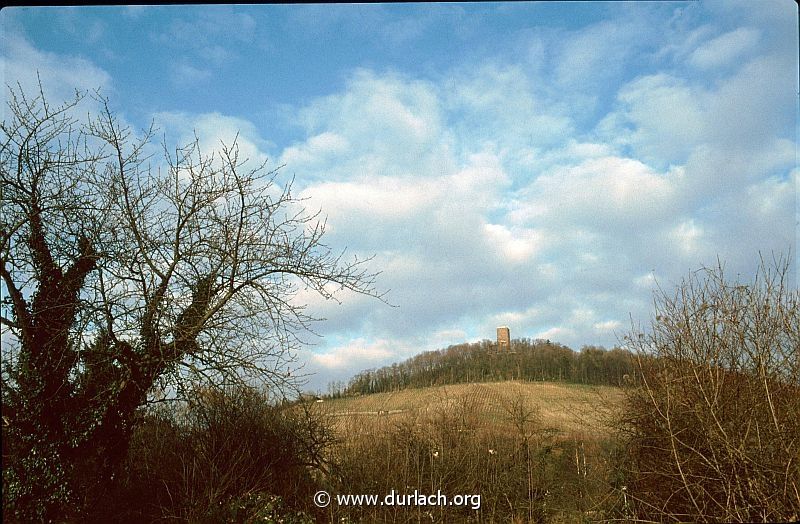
317, 380, 627, 523
333, 338, 634, 397
315, 380, 623, 438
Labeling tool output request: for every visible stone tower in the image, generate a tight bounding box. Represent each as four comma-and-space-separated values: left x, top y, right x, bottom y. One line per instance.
497, 326, 510, 352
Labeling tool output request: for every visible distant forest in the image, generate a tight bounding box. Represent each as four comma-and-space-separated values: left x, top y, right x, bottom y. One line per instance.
332, 339, 634, 396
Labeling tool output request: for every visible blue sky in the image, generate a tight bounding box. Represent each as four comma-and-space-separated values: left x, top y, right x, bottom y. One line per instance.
2, 2, 797, 392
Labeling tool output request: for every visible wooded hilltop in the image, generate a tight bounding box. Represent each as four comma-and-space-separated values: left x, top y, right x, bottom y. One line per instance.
332, 340, 634, 397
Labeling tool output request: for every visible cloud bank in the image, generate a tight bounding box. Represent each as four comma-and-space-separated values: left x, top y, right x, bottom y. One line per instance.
2, 2, 795, 393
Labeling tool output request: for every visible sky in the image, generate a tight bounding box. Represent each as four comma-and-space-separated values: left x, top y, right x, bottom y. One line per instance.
2, 2, 797, 393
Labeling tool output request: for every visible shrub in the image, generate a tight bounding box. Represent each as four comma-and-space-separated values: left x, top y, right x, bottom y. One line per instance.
620, 256, 800, 522
93, 386, 331, 522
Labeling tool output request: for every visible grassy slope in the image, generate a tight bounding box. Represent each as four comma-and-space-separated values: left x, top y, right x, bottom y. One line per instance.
315, 380, 624, 438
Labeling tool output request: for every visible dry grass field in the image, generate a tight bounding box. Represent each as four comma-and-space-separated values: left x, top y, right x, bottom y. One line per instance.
310, 381, 628, 522
315, 381, 624, 439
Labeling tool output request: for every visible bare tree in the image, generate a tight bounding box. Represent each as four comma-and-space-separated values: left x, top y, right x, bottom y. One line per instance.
0, 83, 382, 521
620, 255, 799, 522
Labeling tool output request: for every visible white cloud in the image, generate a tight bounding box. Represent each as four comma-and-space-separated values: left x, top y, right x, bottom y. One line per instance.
669, 220, 705, 256
593, 320, 622, 333
301, 177, 436, 225
281, 132, 350, 167
703, 54, 795, 150
483, 224, 543, 265
698, 170, 797, 274
153, 111, 274, 169
289, 5, 793, 392
554, 19, 641, 89
446, 62, 573, 152
1, 30, 112, 103
288, 69, 445, 179
280, 39, 795, 392
610, 74, 708, 165
688, 27, 760, 69
170, 62, 212, 86
605, 49, 794, 169
511, 155, 681, 229
488, 307, 543, 331
312, 338, 398, 370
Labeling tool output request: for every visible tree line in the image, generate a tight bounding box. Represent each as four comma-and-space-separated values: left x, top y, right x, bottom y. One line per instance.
333, 339, 635, 397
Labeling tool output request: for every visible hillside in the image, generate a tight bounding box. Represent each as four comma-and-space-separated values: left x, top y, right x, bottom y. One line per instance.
315, 380, 624, 438
335, 339, 634, 397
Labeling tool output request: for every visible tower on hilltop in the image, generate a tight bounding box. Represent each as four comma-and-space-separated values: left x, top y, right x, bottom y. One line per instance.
497, 326, 510, 352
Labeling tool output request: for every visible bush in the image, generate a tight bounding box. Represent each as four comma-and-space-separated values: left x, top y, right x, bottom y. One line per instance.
89, 386, 331, 522
620, 256, 800, 522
